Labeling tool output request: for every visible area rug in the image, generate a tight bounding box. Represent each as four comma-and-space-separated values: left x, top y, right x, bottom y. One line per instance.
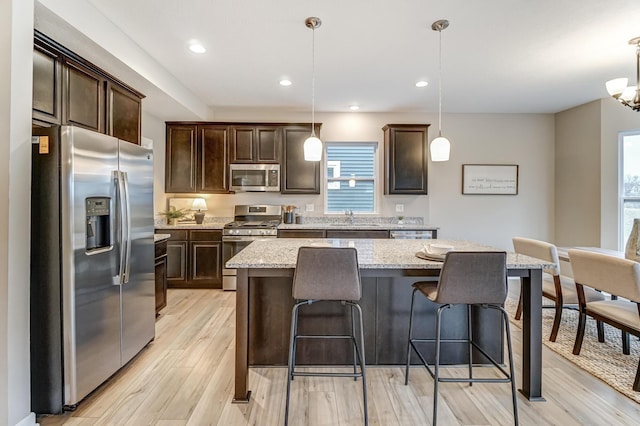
505, 281, 640, 404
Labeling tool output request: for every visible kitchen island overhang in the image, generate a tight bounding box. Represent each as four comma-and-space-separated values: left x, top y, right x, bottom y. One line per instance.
227, 238, 550, 403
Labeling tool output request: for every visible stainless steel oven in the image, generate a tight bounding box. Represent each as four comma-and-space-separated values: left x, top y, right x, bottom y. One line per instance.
222, 205, 282, 290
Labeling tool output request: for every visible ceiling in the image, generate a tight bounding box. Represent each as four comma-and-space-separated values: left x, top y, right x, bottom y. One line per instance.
73, 1, 640, 114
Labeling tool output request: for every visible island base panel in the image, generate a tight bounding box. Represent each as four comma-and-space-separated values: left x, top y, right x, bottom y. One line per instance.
248, 276, 504, 366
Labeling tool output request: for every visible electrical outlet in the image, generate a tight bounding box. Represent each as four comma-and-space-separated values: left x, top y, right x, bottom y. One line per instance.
306, 204, 314, 212
395, 204, 404, 213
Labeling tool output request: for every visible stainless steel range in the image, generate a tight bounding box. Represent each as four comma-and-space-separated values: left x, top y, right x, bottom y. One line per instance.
222, 205, 282, 290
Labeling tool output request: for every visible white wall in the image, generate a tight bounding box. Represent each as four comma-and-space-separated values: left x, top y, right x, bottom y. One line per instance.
600, 98, 640, 250
162, 109, 555, 250
555, 101, 601, 247
555, 98, 640, 250
142, 111, 167, 216
0, 0, 37, 425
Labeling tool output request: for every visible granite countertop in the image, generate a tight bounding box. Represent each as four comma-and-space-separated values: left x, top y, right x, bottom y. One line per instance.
154, 233, 171, 242
278, 223, 438, 231
155, 223, 226, 230
225, 238, 554, 270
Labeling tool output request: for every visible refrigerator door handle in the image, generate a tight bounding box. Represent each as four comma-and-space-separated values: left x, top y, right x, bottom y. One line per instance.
115, 170, 127, 285
121, 171, 132, 284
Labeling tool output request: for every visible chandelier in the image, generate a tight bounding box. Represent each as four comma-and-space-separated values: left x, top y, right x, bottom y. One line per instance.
605, 36, 640, 111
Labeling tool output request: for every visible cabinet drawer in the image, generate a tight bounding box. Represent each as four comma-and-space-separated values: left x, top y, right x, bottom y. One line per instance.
325, 230, 390, 239
154, 240, 167, 259
164, 230, 188, 240
189, 230, 222, 241
278, 229, 325, 238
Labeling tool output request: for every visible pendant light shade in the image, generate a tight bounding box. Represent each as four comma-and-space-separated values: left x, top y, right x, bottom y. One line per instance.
430, 134, 450, 162
430, 19, 450, 162
303, 136, 322, 161
304, 17, 322, 161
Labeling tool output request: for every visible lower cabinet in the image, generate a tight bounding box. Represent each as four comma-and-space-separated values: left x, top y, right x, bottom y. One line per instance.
278, 229, 326, 238
325, 230, 390, 239
278, 229, 391, 239
161, 229, 222, 289
154, 239, 168, 315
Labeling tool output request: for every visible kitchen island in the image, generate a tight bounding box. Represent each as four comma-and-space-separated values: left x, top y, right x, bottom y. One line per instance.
227, 238, 551, 403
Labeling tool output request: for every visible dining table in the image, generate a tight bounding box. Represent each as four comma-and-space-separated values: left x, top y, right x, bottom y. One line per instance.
226, 238, 554, 403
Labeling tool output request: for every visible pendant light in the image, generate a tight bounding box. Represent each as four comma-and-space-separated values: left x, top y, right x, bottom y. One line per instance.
304, 17, 322, 161
430, 19, 451, 162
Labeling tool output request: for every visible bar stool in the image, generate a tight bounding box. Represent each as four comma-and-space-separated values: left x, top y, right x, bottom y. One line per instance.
404, 251, 518, 426
285, 246, 368, 426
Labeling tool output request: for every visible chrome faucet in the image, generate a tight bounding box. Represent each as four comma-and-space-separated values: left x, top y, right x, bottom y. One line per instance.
345, 209, 354, 224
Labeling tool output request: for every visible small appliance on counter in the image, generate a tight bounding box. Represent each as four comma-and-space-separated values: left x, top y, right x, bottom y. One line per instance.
222, 204, 282, 290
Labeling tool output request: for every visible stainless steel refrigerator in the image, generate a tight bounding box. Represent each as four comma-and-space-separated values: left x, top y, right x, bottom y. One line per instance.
30, 126, 155, 414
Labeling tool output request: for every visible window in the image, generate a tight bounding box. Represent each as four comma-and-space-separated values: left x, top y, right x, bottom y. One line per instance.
620, 131, 640, 249
325, 142, 377, 213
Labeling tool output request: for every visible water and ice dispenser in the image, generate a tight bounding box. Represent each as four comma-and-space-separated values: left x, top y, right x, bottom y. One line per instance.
85, 197, 111, 252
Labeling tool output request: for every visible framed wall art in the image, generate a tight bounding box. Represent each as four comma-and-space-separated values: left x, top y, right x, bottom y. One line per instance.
462, 164, 519, 195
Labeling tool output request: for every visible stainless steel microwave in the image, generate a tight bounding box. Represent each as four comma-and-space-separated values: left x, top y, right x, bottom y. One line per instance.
229, 164, 280, 192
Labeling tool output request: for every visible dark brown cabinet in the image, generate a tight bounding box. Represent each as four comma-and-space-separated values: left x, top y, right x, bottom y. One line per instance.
165, 125, 197, 192
325, 230, 390, 239
32, 31, 144, 144
281, 124, 321, 194
383, 124, 429, 194
278, 229, 391, 239
154, 239, 168, 315
107, 82, 142, 144
230, 125, 280, 163
189, 230, 222, 287
163, 229, 222, 289
63, 58, 106, 133
165, 230, 188, 286
198, 125, 229, 192
278, 229, 326, 238
165, 123, 229, 194
32, 42, 62, 125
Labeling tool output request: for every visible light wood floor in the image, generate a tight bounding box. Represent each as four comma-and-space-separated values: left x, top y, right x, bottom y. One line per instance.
38, 287, 640, 426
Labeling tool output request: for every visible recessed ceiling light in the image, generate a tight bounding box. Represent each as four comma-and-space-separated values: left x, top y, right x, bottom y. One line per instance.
416, 81, 428, 87
349, 105, 360, 111
280, 79, 292, 86
188, 42, 206, 54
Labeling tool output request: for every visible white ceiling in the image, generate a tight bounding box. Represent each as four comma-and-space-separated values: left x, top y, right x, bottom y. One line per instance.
75, 0, 640, 114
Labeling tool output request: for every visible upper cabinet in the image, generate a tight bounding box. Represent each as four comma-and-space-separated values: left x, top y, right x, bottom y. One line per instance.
166, 121, 319, 194
165, 124, 197, 193
106, 82, 142, 145
62, 58, 106, 133
230, 125, 280, 163
281, 124, 321, 194
32, 31, 144, 144
198, 125, 230, 193
383, 124, 429, 195
165, 123, 230, 194
32, 42, 62, 125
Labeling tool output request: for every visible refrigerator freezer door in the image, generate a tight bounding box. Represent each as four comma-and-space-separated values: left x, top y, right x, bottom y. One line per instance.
60, 126, 121, 406
118, 140, 155, 364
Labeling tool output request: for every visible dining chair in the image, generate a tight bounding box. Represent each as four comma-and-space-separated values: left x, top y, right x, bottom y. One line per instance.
569, 248, 640, 391
512, 237, 605, 342
285, 246, 368, 425
404, 251, 518, 425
